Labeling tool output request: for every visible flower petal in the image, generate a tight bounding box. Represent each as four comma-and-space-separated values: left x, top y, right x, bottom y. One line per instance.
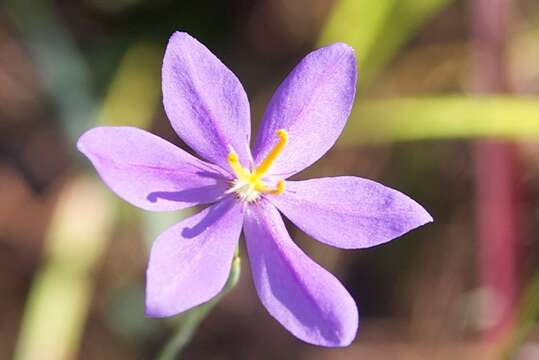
271, 177, 433, 249
77, 126, 229, 211
244, 200, 358, 347
145, 197, 243, 317
162, 32, 251, 171
253, 43, 357, 177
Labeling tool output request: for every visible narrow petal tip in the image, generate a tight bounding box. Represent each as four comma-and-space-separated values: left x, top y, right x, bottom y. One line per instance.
410, 201, 434, 229
326, 41, 355, 54
144, 301, 170, 318
422, 208, 434, 225
321, 298, 359, 347
144, 292, 208, 318
75, 128, 92, 155
168, 30, 194, 45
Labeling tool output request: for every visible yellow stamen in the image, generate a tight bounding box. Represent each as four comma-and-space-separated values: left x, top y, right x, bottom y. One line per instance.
227, 148, 250, 180
271, 179, 285, 195
255, 179, 285, 195
276, 179, 285, 193
226, 130, 288, 202
253, 129, 288, 179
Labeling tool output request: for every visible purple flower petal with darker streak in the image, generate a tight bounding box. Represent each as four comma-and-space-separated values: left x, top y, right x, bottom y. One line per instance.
77, 32, 432, 347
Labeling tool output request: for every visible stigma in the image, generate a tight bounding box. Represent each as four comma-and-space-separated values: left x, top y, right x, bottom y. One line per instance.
226, 130, 288, 203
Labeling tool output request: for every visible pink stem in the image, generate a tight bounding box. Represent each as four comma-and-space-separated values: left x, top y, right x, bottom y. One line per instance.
471, 0, 521, 343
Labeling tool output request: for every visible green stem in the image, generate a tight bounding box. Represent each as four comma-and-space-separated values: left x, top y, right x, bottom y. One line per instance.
157, 250, 241, 360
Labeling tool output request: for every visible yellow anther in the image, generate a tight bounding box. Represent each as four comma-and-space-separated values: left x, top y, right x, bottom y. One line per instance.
273, 179, 285, 194
253, 129, 288, 179
227, 148, 250, 180
254, 179, 285, 195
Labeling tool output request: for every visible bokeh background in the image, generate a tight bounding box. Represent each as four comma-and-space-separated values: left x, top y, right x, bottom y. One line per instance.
1, 0, 539, 359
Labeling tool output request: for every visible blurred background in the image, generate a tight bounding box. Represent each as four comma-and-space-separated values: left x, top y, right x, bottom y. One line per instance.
1, 0, 539, 359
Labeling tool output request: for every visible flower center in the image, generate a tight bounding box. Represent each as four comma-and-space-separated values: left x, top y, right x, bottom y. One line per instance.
226, 129, 288, 203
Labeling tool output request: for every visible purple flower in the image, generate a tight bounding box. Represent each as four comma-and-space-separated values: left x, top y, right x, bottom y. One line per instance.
77, 32, 432, 347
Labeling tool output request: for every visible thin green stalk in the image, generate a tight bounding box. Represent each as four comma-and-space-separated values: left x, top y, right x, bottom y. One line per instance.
14, 177, 114, 360
339, 96, 539, 144
157, 250, 241, 360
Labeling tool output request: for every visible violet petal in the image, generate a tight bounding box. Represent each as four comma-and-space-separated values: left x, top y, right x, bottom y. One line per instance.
253, 43, 357, 177
271, 176, 433, 249
162, 32, 251, 171
244, 200, 358, 347
145, 197, 243, 317
77, 126, 229, 211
